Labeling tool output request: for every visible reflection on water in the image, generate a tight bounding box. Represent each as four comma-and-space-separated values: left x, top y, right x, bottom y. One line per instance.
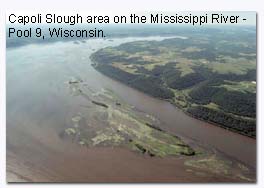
6, 36, 256, 182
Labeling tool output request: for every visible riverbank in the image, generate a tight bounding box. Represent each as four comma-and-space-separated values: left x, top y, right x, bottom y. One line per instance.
90, 36, 256, 138
7, 37, 256, 182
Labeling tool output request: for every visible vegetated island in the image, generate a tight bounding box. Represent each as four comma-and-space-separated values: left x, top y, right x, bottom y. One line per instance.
90, 35, 256, 138
61, 82, 254, 182
62, 80, 195, 157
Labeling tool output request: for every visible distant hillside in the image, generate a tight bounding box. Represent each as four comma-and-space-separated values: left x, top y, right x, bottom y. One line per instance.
91, 28, 256, 138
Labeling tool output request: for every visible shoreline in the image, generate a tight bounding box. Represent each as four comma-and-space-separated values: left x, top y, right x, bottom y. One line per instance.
6, 37, 256, 182
91, 62, 256, 140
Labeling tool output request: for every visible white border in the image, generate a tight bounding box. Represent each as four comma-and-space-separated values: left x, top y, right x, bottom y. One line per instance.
1, 0, 264, 188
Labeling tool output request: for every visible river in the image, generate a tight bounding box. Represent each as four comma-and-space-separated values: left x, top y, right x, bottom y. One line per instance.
6, 37, 256, 182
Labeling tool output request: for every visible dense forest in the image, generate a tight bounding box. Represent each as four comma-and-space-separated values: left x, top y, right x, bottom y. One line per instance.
91, 26, 256, 138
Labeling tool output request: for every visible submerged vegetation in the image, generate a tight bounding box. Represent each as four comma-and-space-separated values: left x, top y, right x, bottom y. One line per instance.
62, 80, 195, 157
61, 77, 254, 181
90, 28, 256, 138
185, 155, 254, 182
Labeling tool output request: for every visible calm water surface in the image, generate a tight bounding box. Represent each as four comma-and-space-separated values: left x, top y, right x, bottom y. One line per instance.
6, 37, 256, 181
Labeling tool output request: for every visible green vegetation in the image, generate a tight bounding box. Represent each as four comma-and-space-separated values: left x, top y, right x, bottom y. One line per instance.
91, 29, 256, 138
61, 78, 254, 182
62, 87, 195, 157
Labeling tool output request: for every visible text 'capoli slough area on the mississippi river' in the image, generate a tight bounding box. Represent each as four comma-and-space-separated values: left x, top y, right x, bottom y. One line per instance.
8, 13, 246, 25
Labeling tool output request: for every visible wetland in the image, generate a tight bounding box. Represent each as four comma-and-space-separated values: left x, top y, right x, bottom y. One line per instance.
6, 27, 256, 182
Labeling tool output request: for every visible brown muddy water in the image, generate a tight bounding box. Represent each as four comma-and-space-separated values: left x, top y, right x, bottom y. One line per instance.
6, 37, 256, 182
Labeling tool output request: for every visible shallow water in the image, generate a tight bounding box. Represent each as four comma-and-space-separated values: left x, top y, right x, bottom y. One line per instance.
6, 36, 256, 182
